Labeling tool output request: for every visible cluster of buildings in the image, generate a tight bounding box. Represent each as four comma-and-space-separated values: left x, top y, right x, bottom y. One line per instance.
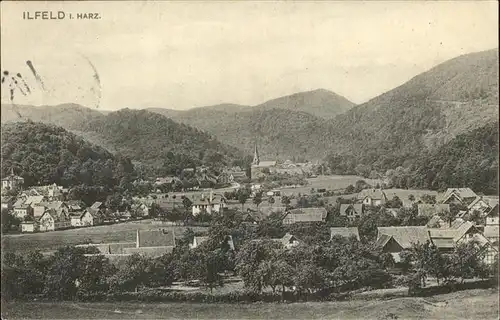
1, 180, 151, 233
250, 144, 316, 180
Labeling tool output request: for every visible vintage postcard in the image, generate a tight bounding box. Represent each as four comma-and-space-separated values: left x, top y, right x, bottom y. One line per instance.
1, 1, 498, 319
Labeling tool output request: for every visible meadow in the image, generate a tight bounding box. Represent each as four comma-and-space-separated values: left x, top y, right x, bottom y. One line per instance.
1, 220, 208, 254
2, 289, 498, 320
280, 175, 383, 196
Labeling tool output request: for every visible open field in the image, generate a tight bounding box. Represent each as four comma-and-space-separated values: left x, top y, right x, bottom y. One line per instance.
2, 289, 498, 319
280, 175, 383, 196
1, 221, 208, 254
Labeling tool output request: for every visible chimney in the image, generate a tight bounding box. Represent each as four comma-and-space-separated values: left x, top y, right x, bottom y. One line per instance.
136, 229, 140, 248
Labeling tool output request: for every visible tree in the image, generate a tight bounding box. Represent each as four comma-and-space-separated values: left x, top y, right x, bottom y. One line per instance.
236, 240, 283, 293
421, 194, 436, 204
464, 209, 484, 226
281, 195, 291, 209
253, 191, 263, 211
440, 208, 457, 228
237, 190, 249, 212
408, 194, 415, 202
1, 209, 21, 233
77, 255, 116, 298
345, 185, 355, 194
43, 246, 86, 300
182, 196, 193, 213
268, 197, 275, 206
108, 253, 153, 293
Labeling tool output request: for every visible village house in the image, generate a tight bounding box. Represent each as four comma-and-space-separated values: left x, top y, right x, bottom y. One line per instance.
131, 203, 150, 218
282, 207, 327, 224
440, 188, 478, 205
467, 196, 492, 214
191, 192, 226, 215
21, 219, 39, 233
70, 209, 103, 227
34, 201, 69, 220
428, 221, 498, 265
121, 229, 177, 258
38, 208, 70, 232
1, 169, 24, 191
271, 233, 300, 249
13, 204, 33, 220
376, 226, 431, 262
189, 235, 235, 250
330, 227, 361, 241
339, 204, 363, 221
357, 189, 388, 206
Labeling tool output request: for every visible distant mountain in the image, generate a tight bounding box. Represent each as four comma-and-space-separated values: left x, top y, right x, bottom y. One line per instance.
1, 104, 244, 172
74, 109, 243, 170
0, 103, 104, 128
330, 48, 499, 165
256, 89, 355, 119
1, 121, 136, 188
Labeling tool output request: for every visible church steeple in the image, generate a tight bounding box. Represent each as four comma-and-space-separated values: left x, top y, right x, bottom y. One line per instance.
252, 142, 260, 166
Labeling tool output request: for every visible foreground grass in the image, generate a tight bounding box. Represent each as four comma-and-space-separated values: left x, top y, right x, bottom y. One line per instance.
2, 289, 498, 320
1, 221, 208, 254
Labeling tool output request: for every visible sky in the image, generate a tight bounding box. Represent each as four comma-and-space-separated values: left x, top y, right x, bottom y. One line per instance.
1, 1, 498, 110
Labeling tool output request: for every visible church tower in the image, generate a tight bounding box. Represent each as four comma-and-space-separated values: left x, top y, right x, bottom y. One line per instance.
252, 142, 260, 166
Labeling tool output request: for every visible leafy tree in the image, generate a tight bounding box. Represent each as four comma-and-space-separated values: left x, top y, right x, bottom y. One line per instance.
345, 184, 355, 194
408, 194, 415, 202
281, 195, 291, 209
43, 246, 86, 300
108, 254, 153, 293
182, 196, 193, 212
237, 189, 250, 212
1, 209, 21, 233
420, 194, 437, 204
253, 191, 263, 210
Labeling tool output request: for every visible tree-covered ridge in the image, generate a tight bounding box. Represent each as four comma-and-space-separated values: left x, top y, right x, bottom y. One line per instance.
75, 109, 243, 171
1, 121, 136, 188
326, 121, 499, 194
410, 121, 499, 194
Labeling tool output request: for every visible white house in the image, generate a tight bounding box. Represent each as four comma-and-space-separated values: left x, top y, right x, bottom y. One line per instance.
191, 192, 226, 215
357, 189, 387, 206
38, 209, 70, 232
21, 220, 38, 233
1, 169, 24, 190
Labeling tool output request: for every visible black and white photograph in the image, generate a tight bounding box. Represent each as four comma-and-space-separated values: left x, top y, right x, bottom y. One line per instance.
1, 1, 499, 319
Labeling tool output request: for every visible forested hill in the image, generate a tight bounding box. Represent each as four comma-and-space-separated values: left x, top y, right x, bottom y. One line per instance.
327, 48, 499, 169
410, 121, 498, 194
150, 107, 335, 160
1, 121, 136, 188
75, 109, 244, 171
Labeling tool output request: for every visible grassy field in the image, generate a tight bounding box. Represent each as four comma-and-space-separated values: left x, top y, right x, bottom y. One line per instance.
280, 175, 383, 196
2, 289, 498, 319
1, 221, 208, 254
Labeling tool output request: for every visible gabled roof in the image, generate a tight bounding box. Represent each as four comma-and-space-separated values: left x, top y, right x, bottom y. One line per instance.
138, 229, 176, 247
330, 227, 360, 241
357, 189, 387, 201
13, 198, 26, 208
339, 204, 363, 216
486, 204, 499, 217
272, 233, 300, 247
417, 204, 450, 217
254, 161, 277, 167
284, 211, 324, 223
91, 202, 103, 209
24, 196, 45, 206
377, 226, 430, 249
428, 221, 476, 249
467, 196, 490, 210
375, 234, 393, 248
441, 188, 477, 203
484, 226, 499, 239
288, 207, 328, 220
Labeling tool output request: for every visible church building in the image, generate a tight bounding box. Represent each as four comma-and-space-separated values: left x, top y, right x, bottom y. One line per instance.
250, 143, 277, 180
